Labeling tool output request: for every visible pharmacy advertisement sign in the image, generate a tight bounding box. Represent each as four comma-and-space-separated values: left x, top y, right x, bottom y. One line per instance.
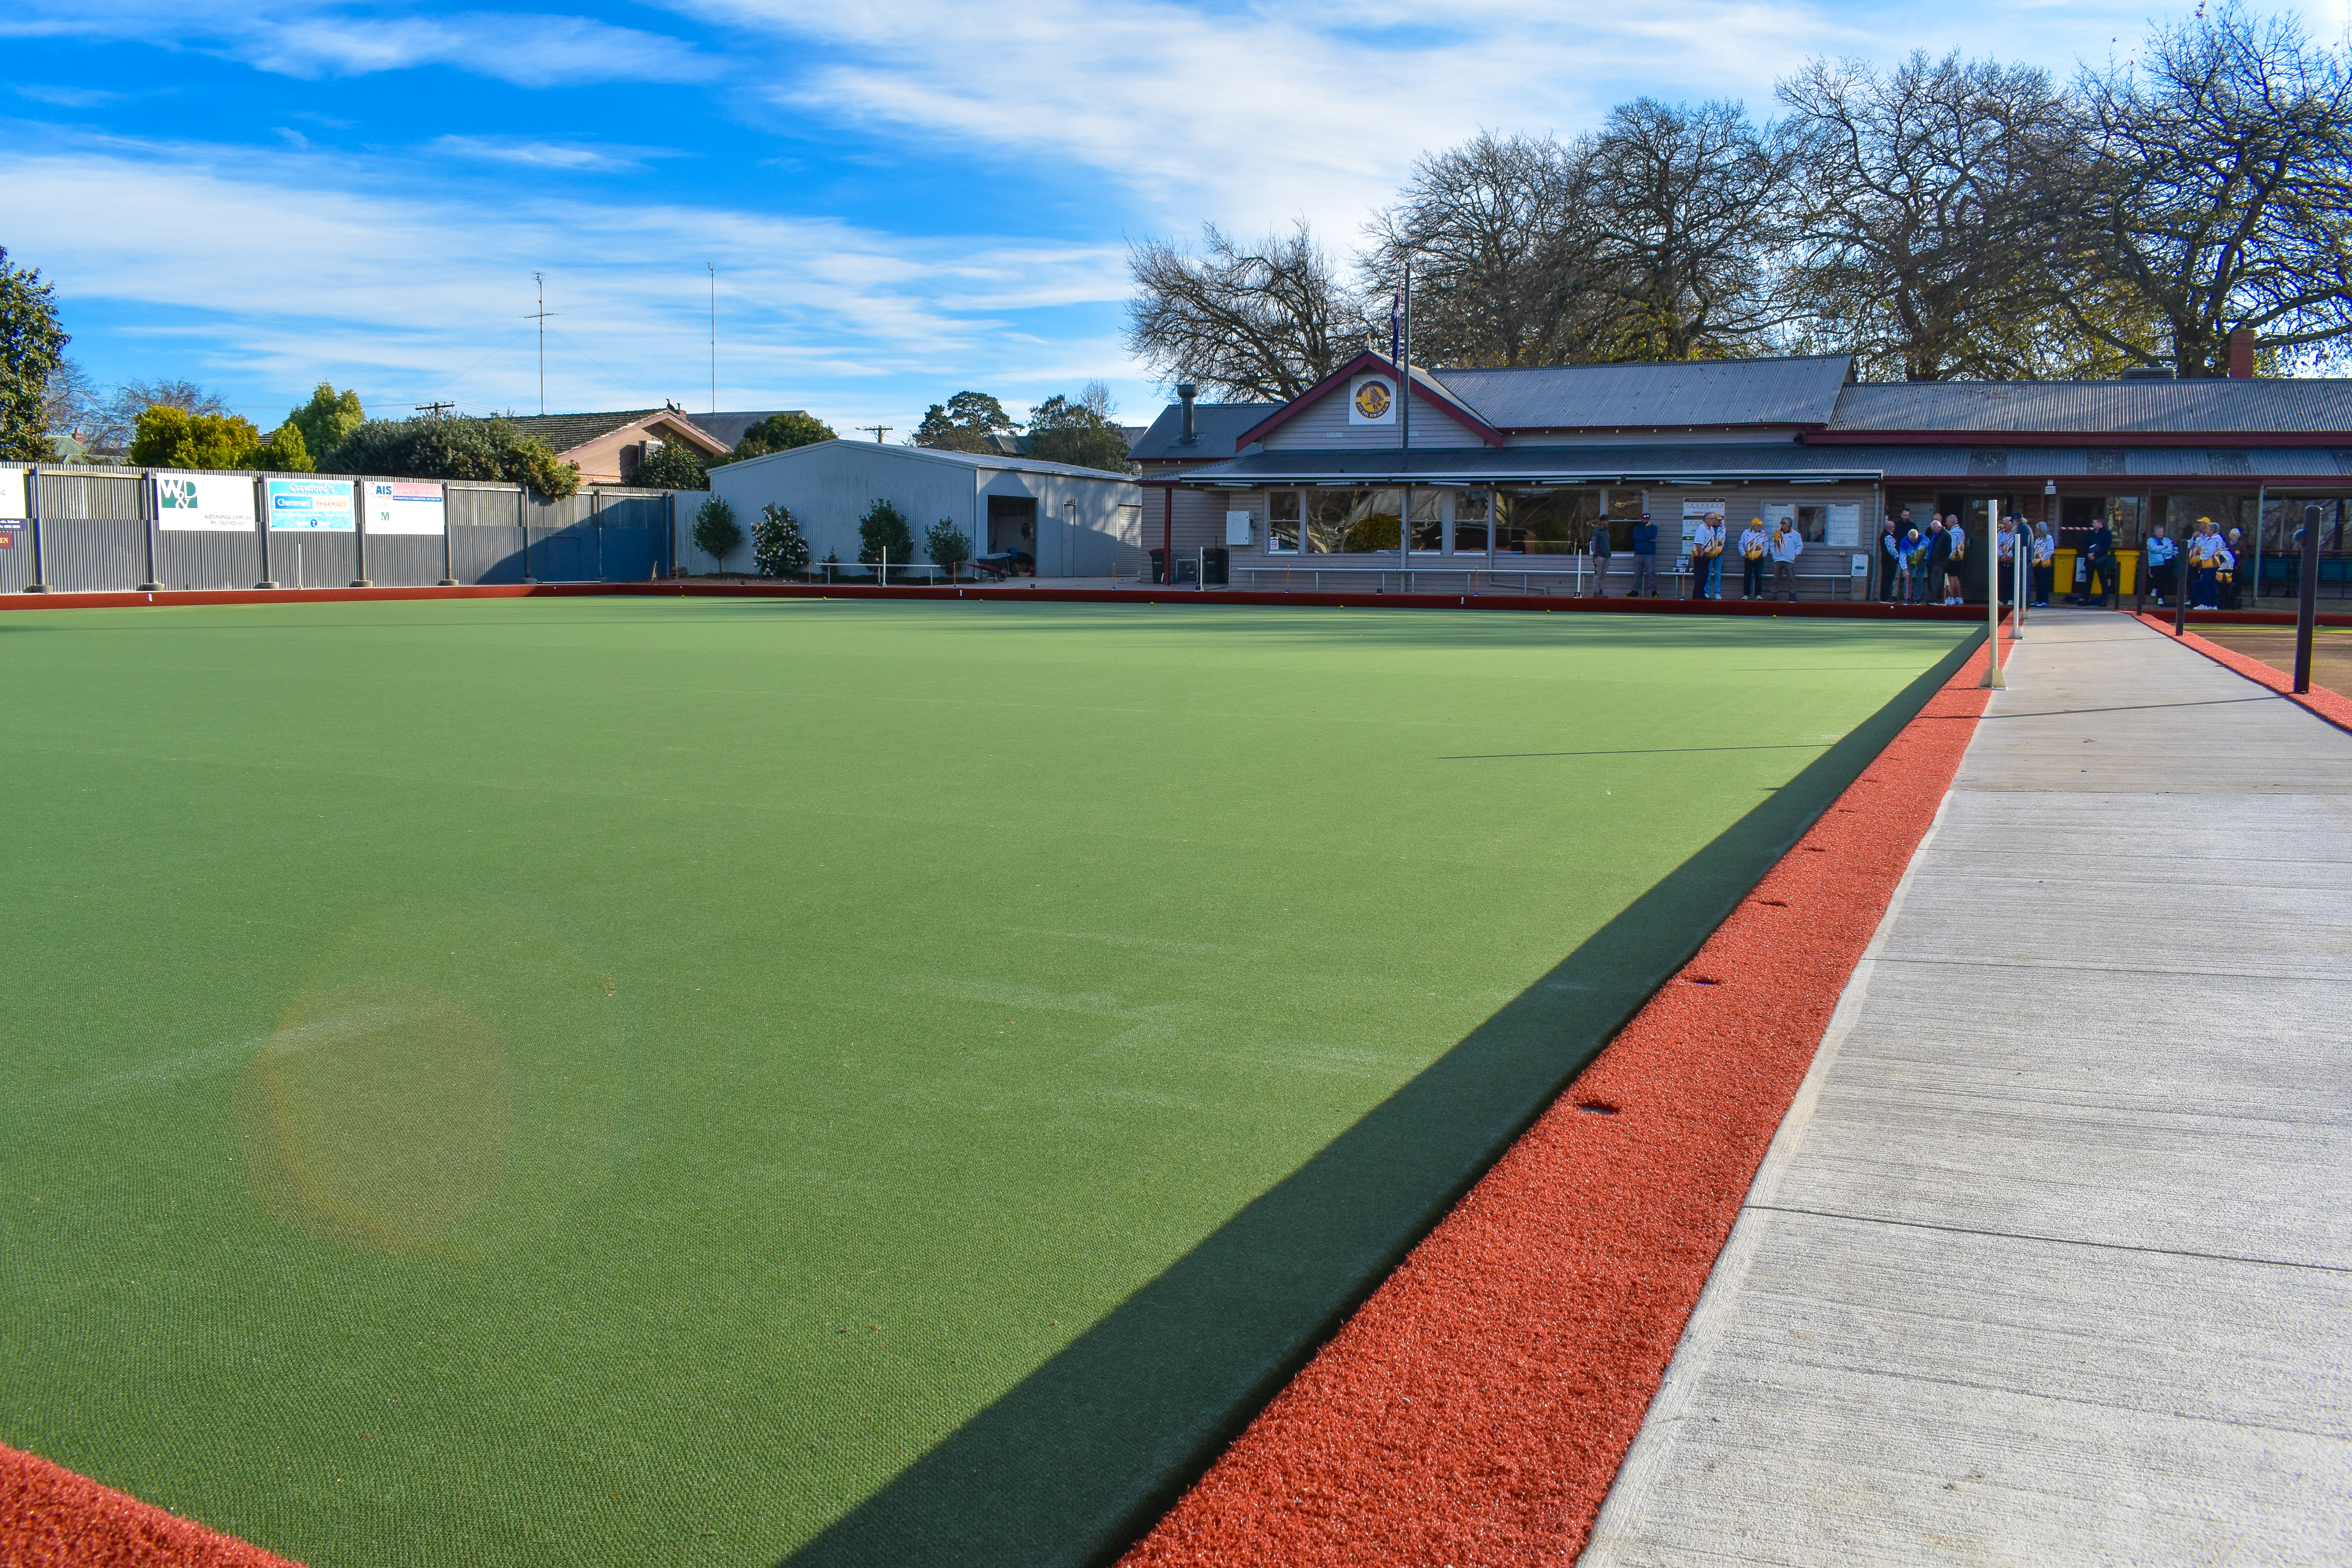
154, 470, 258, 531
267, 477, 355, 531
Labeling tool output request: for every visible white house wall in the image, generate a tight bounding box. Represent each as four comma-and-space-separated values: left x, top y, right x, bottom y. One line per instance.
1259, 385, 1488, 450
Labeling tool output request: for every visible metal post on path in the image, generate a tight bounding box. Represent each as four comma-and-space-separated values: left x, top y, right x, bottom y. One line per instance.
1981, 501, 2006, 688
2294, 503, 2322, 693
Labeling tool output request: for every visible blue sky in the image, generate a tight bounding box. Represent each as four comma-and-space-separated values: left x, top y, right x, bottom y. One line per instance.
3, 0, 2326, 439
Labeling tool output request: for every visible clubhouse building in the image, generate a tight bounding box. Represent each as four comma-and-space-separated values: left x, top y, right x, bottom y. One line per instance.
1132, 352, 2352, 599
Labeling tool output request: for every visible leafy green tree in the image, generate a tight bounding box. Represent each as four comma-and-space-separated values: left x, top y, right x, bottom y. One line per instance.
1026, 381, 1133, 473
129, 406, 262, 469
924, 516, 973, 581
858, 498, 914, 578
911, 391, 1016, 452
693, 495, 744, 568
632, 442, 710, 490
286, 383, 364, 461
324, 416, 581, 497
1, 247, 69, 461
252, 421, 313, 472
753, 502, 810, 578
724, 411, 836, 464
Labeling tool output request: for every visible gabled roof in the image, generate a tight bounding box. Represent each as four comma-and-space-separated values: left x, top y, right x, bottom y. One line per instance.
499, 408, 730, 459
1430, 356, 1853, 431
1130, 401, 1283, 463
695, 410, 815, 449
1234, 352, 1508, 449
1821, 379, 2352, 441
717, 438, 1136, 482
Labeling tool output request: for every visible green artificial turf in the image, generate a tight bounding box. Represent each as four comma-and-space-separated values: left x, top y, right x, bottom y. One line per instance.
0, 598, 1973, 1567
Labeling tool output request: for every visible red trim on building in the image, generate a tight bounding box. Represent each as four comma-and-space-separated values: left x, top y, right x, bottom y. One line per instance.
1231, 354, 1508, 452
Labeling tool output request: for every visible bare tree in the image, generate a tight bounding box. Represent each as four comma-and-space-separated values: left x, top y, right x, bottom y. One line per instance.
90, 377, 231, 450
1779, 53, 2118, 380
1583, 99, 1798, 360
2069, 2, 2352, 376
1124, 221, 1367, 400
1363, 132, 1617, 368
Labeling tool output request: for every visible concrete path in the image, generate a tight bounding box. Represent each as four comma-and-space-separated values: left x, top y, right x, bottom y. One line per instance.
1582, 610, 2352, 1566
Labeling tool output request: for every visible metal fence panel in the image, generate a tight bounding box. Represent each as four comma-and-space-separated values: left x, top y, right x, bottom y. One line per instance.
271, 531, 358, 589
0, 529, 31, 592
445, 487, 523, 530
36, 469, 144, 520
156, 528, 262, 590
595, 493, 668, 530
365, 535, 448, 586
524, 524, 599, 581
452, 525, 526, 583
599, 527, 664, 582
46, 519, 149, 592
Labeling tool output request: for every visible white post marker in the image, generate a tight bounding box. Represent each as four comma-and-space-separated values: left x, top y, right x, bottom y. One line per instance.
1982, 501, 2006, 688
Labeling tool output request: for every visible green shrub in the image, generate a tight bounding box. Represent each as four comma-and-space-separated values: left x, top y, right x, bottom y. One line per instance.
723, 412, 835, 464
632, 442, 709, 490
924, 516, 972, 580
753, 503, 809, 578
325, 416, 580, 497
858, 499, 913, 577
693, 495, 743, 567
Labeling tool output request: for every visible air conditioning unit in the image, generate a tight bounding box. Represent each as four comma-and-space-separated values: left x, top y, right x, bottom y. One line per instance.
1225, 510, 1254, 546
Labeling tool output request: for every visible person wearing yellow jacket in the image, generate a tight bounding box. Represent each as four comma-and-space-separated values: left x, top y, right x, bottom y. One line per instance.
1738, 518, 1769, 600
2186, 517, 2224, 608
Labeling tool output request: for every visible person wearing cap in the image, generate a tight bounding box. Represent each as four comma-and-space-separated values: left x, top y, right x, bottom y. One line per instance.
1771, 512, 1803, 601
1738, 517, 1769, 600
2143, 521, 2178, 606
2031, 520, 2056, 606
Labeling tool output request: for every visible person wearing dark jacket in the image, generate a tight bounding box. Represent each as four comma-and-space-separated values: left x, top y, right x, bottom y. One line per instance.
2085, 519, 2118, 607
1879, 513, 1907, 600
1629, 516, 1659, 596
1925, 517, 1953, 606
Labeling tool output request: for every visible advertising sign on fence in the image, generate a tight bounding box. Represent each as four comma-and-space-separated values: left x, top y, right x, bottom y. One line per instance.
267, 477, 356, 531
365, 480, 446, 535
0, 466, 26, 521
154, 470, 258, 531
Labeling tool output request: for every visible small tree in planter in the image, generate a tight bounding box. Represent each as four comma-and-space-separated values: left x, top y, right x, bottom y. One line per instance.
753, 503, 810, 579
693, 494, 743, 571
925, 517, 972, 583
858, 499, 913, 582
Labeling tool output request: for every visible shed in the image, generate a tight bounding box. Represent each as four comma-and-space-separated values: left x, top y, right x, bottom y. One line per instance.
702, 441, 1143, 578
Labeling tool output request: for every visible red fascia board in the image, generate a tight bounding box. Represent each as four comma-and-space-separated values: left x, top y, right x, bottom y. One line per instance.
1809, 428, 2352, 448
1232, 353, 1507, 450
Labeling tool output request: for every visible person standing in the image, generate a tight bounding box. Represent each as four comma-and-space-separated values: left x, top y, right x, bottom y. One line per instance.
1588, 515, 1614, 596
1902, 526, 1928, 603
1771, 512, 1803, 601
1882, 512, 1907, 601
1924, 515, 1953, 607
2186, 517, 2222, 608
1630, 512, 1658, 597
2223, 525, 2246, 608
1686, 512, 1724, 600
1996, 514, 2018, 604
2031, 520, 2056, 606
1943, 514, 1969, 605
2085, 515, 2118, 607
2144, 521, 2178, 606
1738, 517, 1769, 600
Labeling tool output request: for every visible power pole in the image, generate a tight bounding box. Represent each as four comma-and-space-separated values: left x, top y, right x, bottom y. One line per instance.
707, 262, 717, 417
413, 401, 456, 419
526, 274, 556, 416
860, 425, 890, 443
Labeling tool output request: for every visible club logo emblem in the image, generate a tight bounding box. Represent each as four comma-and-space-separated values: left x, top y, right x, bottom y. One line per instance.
1353, 379, 1392, 421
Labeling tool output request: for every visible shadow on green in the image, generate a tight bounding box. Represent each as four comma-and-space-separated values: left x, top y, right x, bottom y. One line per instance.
782, 630, 1983, 1568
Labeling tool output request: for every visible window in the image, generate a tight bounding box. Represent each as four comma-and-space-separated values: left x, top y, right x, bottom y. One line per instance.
1268, 490, 1300, 553
1306, 488, 1403, 553
1797, 505, 1827, 542
1453, 490, 1490, 552
1410, 488, 1444, 553
1497, 489, 1595, 554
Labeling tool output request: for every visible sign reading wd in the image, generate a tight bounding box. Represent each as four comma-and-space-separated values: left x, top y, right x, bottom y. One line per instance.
1347, 373, 1397, 425
154, 470, 258, 531
267, 477, 356, 531
366, 480, 446, 535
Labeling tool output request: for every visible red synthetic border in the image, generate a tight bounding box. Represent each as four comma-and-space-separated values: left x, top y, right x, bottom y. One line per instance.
1120, 636, 1999, 1568
0, 580, 1988, 622
0, 1443, 301, 1568
2134, 612, 2352, 735
2122, 605, 2352, 628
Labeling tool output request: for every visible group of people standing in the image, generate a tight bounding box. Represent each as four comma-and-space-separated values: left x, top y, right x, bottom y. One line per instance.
1873, 508, 2063, 606
2142, 518, 2246, 608
1677, 512, 1806, 601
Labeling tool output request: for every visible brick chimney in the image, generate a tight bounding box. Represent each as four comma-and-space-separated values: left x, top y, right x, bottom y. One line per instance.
2227, 327, 2255, 378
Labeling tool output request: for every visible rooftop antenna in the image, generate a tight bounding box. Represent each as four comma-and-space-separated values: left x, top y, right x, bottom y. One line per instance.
706, 262, 717, 417
526, 273, 557, 416
860, 425, 890, 443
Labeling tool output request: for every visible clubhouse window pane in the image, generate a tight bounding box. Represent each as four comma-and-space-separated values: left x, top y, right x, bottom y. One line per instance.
1500, 489, 1597, 554
1410, 487, 1443, 552
1306, 488, 1403, 553
1453, 489, 1490, 551
1268, 490, 1300, 553
1798, 505, 1827, 541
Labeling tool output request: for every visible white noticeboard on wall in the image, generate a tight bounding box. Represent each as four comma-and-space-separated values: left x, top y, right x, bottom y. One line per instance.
153, 470, 258, 531
267, 477, 356, 531
1762, 502, 1796, 534
366, 480, 446, 535
1826, 503, 1862, 547
0, 467, 26, 521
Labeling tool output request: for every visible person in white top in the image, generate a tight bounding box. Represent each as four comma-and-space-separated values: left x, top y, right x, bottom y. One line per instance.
2187, 517, 2223, 608
1738, 519, 1770, 600
1770, 515, 1803, 601
1996, 515, 2018, 605
1942, 517, 1968, 604
2030, 522, 2056, 606
1686, 514, 1725, 600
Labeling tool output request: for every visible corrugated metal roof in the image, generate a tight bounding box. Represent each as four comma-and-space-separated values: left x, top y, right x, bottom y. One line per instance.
1163, 442, 2351, 485
1131, 402, 1285, 462
724, 438, 1135, 482
1430, 356, 1853, 430
1828, 379, 2352, 435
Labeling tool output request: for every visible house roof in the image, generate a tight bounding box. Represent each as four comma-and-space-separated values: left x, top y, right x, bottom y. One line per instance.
1432, 356, 1853, 431
720, 438, 1138, 482
1234, 352, 1508, 449
1156, 441, 2352, 487
694, 410, 814, 449
1129, 401, 1285, 463
1821, 379, 2352, 440
498, 408, 730, 459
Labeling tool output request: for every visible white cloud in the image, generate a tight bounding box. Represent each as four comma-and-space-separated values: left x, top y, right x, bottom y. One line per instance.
428, 135, 672, 171
13, 84, 123, 107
